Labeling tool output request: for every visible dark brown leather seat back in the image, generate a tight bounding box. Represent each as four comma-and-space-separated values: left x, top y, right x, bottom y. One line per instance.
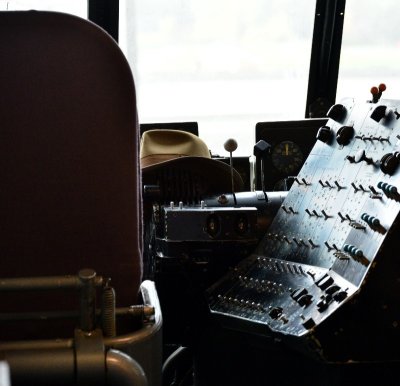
0, 11, 142, 338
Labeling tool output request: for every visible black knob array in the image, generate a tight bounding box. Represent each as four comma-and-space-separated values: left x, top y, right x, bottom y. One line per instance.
207, 96, 400, 363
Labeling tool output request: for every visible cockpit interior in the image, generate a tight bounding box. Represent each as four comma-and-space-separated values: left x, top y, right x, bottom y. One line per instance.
2, 1, 400, 385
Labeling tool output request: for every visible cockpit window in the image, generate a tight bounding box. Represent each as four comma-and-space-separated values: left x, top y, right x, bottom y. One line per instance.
337, 0, 400, 101
0, 0, 87, 18
120, 0, 316, 156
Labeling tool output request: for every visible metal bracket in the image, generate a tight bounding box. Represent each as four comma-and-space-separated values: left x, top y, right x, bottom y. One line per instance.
74, 328, 105, 386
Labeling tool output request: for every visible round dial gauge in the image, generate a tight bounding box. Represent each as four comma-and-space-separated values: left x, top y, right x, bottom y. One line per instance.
271, 141, 304, 174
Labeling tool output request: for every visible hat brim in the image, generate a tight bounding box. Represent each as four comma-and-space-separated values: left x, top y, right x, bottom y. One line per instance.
141, 156, 244, 194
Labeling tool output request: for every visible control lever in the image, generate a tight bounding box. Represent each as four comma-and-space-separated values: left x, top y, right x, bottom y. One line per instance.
224, 138, 238, 205
253, 140, 272, 195
370, 83, 386, 103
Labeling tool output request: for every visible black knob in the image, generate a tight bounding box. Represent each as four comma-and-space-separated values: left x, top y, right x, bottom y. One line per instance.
316, 300, 329, 312
268, 306, 283, 320
336, 125, 354, 146
326, 103, 346, 121
371, 105, 387, 122
333, 291, 347, 302
253, 140, 271, 158
316, 125, 332, 143
380, 153, 399, 175
297, 294, 313, 307
291, 288, 307, 301
354, 149, 373, 164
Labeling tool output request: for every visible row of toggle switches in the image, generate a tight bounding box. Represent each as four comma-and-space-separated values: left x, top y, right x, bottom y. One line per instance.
282, 201, 391, 228
216, 294, 265, 313
266, 233, 319, 248
238, 275, 285, 294
288, 180, 398, 195
256, 257, 307, 276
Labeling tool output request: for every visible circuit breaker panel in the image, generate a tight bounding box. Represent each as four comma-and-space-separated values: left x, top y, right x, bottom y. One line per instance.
207, 96, 400, 362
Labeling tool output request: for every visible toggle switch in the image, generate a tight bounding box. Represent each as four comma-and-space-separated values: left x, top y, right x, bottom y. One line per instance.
351, 182, 359, 192
253, 139, 271, 195
321, 210, 330, 219
354, 149, 373, 164
369, 185, 378, 195
308, 238, 318, 248
281, 205, 289, 213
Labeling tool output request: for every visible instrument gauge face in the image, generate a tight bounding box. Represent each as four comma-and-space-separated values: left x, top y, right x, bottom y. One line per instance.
271, 141, 304, 174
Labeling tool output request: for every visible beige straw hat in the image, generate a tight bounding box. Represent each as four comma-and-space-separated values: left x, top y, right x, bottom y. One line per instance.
140, 129, 244, 193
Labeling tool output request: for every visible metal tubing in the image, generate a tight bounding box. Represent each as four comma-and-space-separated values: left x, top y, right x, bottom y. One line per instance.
0, 274, 103, 292
5, 348, 75, 385
0, 306, 155, 323
106, 349, 148, 386
4, 348, 147, 386
0, 281, 162, 352
0, 339, 73, 352
0, 310, 79, 322
104, 281, 162, 348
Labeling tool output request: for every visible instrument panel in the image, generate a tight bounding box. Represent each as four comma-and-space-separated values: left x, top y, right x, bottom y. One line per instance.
208, 98, 400, 363
255, 119, 328, 190
271, 140, 304, 175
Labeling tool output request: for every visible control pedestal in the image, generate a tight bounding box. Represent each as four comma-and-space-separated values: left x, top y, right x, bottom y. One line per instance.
208, 96, 400, 362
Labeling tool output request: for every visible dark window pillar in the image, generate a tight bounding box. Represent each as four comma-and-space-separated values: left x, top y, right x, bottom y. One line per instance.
305, 0, 346, 118
88, 0, 119, 42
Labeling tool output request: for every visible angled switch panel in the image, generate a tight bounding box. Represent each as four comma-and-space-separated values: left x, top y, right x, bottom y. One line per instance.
208, 95, 400, 363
